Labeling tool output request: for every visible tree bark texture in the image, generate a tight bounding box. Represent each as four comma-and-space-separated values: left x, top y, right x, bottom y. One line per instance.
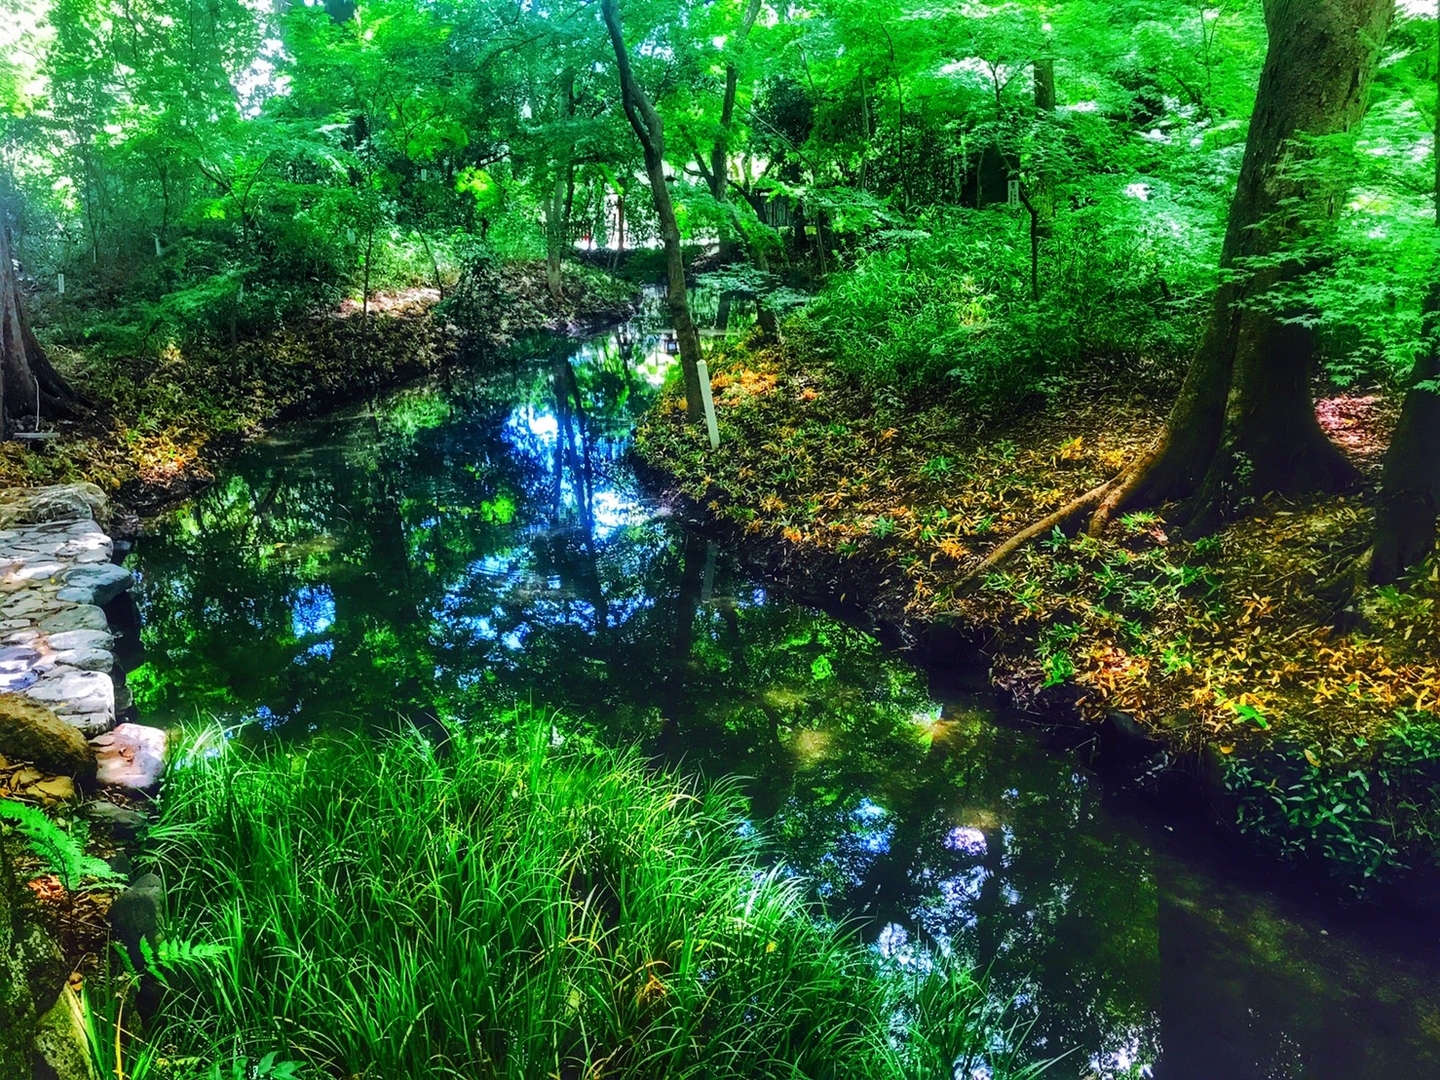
1105, 0, 1394, 535
602, 0, 704, 423
706, 0, 762, 263
1370, 12, 1440, 583
0, 219, 81, 433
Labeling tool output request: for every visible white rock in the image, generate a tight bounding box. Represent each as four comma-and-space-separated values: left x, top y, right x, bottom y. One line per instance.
93, 724, 166, 789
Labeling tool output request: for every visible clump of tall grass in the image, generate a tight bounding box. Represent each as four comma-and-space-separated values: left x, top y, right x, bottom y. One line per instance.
117, 725, 1048, 1079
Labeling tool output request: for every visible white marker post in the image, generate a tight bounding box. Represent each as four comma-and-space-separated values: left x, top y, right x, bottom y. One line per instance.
154, 235, 162, 257
695, 356, 720, 451
56, 273, 64, 296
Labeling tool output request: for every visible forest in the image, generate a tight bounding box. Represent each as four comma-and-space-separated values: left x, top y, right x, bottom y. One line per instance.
2, 0, 1440, 1078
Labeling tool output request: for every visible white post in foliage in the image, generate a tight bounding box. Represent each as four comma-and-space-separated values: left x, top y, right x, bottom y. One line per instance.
696, 356, 720, 451
56, 273, 64, 296
154, 235, 162, 257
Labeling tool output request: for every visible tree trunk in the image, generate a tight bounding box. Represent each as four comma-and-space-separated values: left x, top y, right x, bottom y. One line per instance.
710, 0, 763, 263
1370, 13, 1440, 584
1095, 0, 1394, 536
545, 176, 566, 302
545, 73, 576, 303
602, 0, 704, 423
0, 219, 82, 433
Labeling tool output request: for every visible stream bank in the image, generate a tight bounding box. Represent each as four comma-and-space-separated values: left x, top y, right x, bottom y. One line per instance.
6, 260, 638, 520
0, 483, 167, 1079
119, 309, 1440, 1078
632, 331, 1440, 905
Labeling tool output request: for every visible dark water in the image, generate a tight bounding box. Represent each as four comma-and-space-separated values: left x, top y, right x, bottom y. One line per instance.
126, 309, 1440, 1079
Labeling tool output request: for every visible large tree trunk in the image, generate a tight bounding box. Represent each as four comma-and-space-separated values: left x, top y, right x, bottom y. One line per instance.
0, 219, 82, 433
1370, 14, 1440, 584
602, 0, 704, 423
1093, 0, 1393, 536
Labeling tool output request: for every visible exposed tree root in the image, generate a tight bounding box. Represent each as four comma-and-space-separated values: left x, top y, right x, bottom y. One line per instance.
1086, 439, 1163, 538
958, 476, 1120, 587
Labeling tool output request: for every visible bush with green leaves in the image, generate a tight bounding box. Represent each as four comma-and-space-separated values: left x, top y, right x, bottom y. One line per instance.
799, 200, 1212, 411
1225, 712, 1440, 895
130, 724, 1052, 1080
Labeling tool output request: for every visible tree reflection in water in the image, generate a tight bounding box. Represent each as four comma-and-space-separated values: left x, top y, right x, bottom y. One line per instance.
128, 320, 1440, 1080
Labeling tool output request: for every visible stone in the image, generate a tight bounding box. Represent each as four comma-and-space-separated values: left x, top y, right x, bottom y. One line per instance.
2, 593, 58, 619
0, 694, 96, 781
0, 645, 41, 671
80, 800, 150, 842
11, 561, 63, 582
65, 712, 113, 738
27, 670, 114, 717
25, 776, 76, 804
57, 564, 132, 607
0, 841, 67, 1077
45, 630, 113, 653
92, 725, 166, 790
30, 986, 98, 1080
107, 873, 163, 967
0, 670, 38, 692
37, 606, 108, 635
0, 483, 106, 528
51, 649, 112, 673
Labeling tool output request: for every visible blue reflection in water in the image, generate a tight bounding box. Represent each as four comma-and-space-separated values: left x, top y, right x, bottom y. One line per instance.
292, 585, 335, 638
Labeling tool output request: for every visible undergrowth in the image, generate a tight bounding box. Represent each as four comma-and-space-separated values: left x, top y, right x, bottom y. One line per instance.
800, 207, 1204, 412
634, 329, 1437, 894
108, 725, 1051, 1080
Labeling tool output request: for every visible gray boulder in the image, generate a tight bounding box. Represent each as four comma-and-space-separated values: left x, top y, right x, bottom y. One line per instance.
0, 484, 107, 528
108, 873, 163, 968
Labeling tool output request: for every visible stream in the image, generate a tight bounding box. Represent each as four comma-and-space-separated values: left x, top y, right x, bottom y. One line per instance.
124, 302, 1440, 1079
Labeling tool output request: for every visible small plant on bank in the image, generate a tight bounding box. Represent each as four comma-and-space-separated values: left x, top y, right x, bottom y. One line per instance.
0, 801, 124, 892
1225, 712, 1440, 895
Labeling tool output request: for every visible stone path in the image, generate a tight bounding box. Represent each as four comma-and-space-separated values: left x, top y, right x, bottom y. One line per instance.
0, 484, 131, 738
0, 483, 165, 791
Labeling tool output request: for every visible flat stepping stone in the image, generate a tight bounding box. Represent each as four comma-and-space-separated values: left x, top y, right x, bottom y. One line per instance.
57, 564, 132, 606
38, 605, 109, 634
3, 592, 60, 618
10, 560, 64, 582
27, 668, 114, 716
92, 724, 166, 790
52, 647, 113, 672
0, 670, 39, 692
45, 629, 114, 652
0, 645, 41, 671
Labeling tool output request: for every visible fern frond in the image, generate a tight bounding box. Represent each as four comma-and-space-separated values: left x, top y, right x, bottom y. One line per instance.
0, 800, 126, 891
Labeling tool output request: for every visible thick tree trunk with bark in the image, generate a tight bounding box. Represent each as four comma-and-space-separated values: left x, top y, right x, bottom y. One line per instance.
1092, 0, 1394, 536
0, 220, 82, 434
1370, 315, 1440, 583
602, 0, 704, 423
1370, 15, 1440, 584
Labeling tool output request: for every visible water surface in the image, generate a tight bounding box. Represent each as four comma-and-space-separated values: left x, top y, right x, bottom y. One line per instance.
127, 309, 1440, 1079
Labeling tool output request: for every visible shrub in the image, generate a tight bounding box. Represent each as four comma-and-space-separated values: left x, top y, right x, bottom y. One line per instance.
799, 204, 1209, 412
